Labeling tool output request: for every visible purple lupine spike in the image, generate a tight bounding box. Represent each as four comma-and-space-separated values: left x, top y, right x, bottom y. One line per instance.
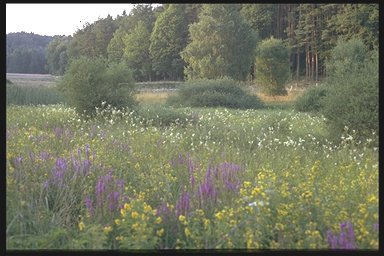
96, 177, 106, 197
55, 157, 67, 171
108, 191, 120, 211
327, 230, 338, 249
77, 147, 82, 161
327, 221, 357, 249
85, 144, 90, 161
176, 191, 190, 217
346, 222, 356, 249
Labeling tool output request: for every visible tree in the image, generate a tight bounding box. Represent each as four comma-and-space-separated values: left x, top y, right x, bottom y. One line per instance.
240, 4, 276, 40
255, 37, 290, 96
67, 15, 117, 60
181, 4, 257, 81
45, 36, 71, 75
320, 40, 378, 143
122, 21, 152, 81
58, 57, 137, 116
149, 4, 189, 80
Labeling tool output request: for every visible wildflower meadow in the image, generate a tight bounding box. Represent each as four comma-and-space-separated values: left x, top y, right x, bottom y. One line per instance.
6, 104, 378, 250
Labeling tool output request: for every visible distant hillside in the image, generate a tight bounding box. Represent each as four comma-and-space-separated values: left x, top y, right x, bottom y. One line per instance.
6, 32, 53, 74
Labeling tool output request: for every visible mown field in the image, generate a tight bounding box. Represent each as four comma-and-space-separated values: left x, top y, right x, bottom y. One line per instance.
6, 75, 378, 250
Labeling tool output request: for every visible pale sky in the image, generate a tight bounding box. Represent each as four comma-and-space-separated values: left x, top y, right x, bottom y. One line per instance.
6, 3, 159, 37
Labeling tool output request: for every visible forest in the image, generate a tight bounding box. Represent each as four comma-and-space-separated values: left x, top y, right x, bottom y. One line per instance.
6, 4, 378, 82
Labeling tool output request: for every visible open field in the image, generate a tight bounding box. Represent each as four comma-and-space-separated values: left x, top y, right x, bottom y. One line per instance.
6, 73, 59, 87
6, 102, 378, 249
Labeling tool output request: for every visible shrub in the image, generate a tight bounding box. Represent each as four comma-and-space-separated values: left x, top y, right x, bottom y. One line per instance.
166, 78, 264, 109
58, 57, 137, 116
255, 38, 290, 96
321, 42, 378, 143
294, 86, 328, 113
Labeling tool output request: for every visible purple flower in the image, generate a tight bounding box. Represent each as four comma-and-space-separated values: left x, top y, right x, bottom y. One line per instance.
327, 221, 357, 249
176, 191, 190, 217
197, 166, 217, 208
108, 191, 120, 211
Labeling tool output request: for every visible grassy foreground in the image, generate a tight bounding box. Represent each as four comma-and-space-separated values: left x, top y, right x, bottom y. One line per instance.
6, 103, 378, 250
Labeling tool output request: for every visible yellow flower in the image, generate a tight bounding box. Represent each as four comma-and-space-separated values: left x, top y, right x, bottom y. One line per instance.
115, 219, 121, 226
155, 217, 162, 224
132, 223, 139, 230
78, 221, 85, 231
120, 208, 126, 217
203, 219, 210, 230
243, 181, 252, 188
156, 228, 164, 237
185, 227, 191, 237
131, 211, 139, 219
103, 225, 112, 235
115, 235, 124, 241
178, 215, 186, 222
124, 203, 131, 211
215, 212, 223, 220
143, 203, 152, 213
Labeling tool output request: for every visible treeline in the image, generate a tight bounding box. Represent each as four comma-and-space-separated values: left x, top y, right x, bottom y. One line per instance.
6, 32, 53, 73
7, 4, 378, 81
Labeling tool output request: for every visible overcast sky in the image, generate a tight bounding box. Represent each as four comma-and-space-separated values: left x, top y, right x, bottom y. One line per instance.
6, 3, 159, 37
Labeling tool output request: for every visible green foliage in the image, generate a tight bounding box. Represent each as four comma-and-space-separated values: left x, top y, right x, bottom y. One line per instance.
255, 37, 290, 96
6, 32, 52, 74
6, 84, 65, 106
122, 21, 152, 81
240, 4, 276, 40
167, 78, 264, 109
150, 4, 189, 81
45, 36, 70, 75
137, 105, 197, 128
181, 4, 257, 81
67, 15, 117, 60
294, 86, 328, 113
325, 38, 367, 78
58, 57, 137, 116
321, 44, 378, 143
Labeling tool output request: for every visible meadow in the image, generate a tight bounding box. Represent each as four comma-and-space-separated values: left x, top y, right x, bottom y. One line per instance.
6, 76, 378, 250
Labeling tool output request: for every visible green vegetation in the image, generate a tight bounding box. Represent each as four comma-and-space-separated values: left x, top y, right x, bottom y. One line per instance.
255, 38, 290, 96
294, 86, 328, 113
58, 57, 137, 116
167, 78, 264, 109
320, 41, 378, 144
6, 104, 378, 249
6, 84, 65, 106
181, 4, 257, 81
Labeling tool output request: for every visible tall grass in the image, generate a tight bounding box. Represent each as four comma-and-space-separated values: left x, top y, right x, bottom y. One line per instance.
6, 104, 378, 249
6, 84, 65, 106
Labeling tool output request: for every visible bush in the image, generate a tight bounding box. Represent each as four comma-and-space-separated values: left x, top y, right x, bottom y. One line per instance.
255, 38, 290, 96
58, 57, 137, 116
166, 78, 264, 109
294, 86, 328, 113
321, 42, 378, 143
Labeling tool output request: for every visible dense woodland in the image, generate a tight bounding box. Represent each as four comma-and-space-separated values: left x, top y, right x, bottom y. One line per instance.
6, 4, 378, 82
